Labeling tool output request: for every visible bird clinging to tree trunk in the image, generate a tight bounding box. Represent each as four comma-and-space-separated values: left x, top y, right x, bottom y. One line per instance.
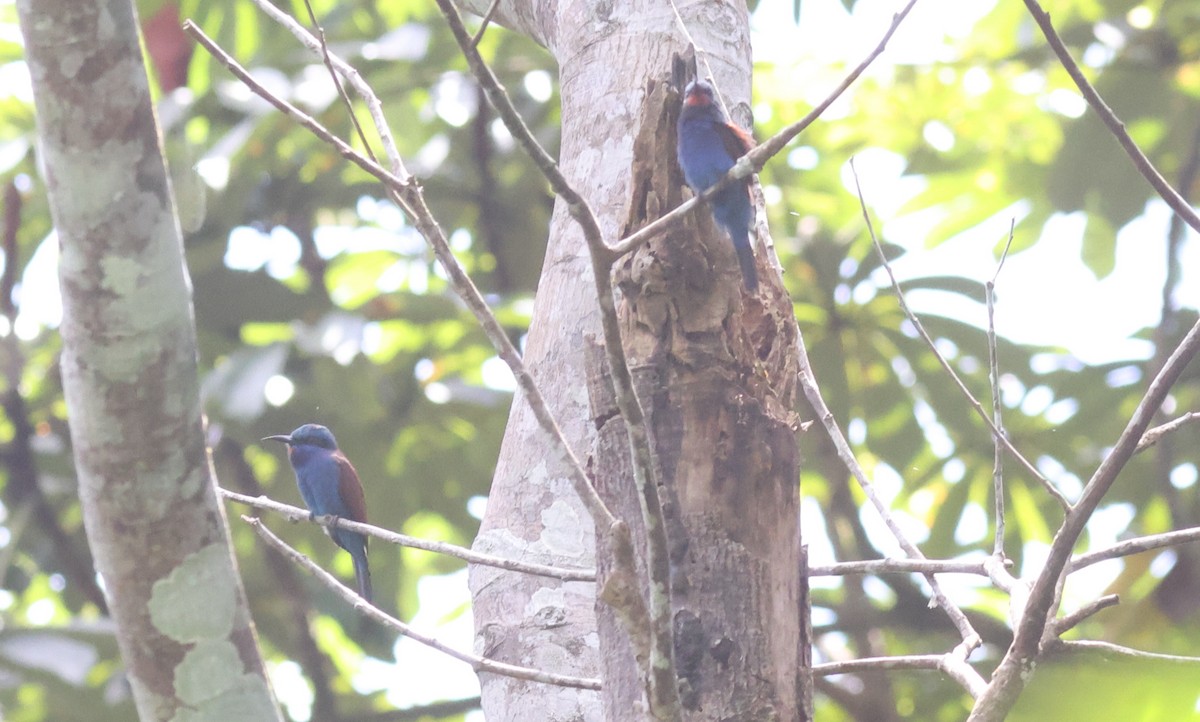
676, 79, 759, 291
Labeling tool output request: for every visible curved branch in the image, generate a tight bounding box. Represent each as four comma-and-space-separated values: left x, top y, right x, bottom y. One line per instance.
245, 516, 601, 691
1051, 594, 1119, 636
220, 488, 595, 582
814, 653, 985, 698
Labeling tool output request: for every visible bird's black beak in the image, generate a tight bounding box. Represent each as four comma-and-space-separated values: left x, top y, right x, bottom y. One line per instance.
262, 434, 293, 445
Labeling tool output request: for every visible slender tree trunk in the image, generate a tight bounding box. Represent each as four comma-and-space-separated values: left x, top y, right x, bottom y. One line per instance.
17, 1, 280, 720
465, 0, 803, 719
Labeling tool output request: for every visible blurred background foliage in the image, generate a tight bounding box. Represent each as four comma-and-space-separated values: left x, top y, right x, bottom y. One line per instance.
0, 0, 1198, 719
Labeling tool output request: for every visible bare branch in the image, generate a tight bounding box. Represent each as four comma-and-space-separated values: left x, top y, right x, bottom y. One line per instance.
969, 317, 1200, 721
184, 22, 405, 190
470, 0, 503, 47
220, 488, 595, 582
299, 0, 378, 167
430, 0, 606, 256
1070, 526, 1200, 571
848, 159, 1071, 511
243, 516, 601, 691
1050, 639, 1200, 663
944, 654, 988, 699
1051, 594, 1119, 637
814, 653, 984, 697
984, 554, 1022, 597
814, 655, 943, 676
809, 558, 998, 577
1022, 0, 1200, 235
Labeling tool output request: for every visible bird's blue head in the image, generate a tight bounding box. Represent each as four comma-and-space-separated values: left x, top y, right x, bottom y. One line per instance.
263, 423, 339, 450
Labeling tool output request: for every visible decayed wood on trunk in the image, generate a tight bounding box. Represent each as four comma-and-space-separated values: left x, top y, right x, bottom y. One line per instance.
584, 74, 805, 720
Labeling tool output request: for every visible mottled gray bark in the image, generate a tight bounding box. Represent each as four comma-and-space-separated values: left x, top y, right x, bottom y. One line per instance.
17, 1, 280, 720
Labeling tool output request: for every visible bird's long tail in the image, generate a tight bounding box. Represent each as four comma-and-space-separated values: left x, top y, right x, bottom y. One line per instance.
352, 548, 373, 604
731, 228, 759, 292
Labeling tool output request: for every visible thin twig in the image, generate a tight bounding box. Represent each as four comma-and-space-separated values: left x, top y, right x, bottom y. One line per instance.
300, 0, 378, 165
809, 558, 998, 577
183, 22, 407, 191
1050, 639, 1200, 663
1136, 411, 1200, 453
1022, 0, 1200, 236
220, 488, 596, 582
430, 0, 606, 255
987, 224, 1015, 555
402, 193, 622, 524
969, 317, 1200, 722
1070, 526, 1200, 571
611, 0, 922, 258
814, 652, 985, 697
848, 158, 1071, 511
1051, 594, 1119, 636
244, 516, 602, 691
813, 654, 943, 675
470, 0, 503, 47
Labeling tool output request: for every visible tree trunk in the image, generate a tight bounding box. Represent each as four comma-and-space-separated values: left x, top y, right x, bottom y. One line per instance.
16, 1, 281, 720
465, 0, 804, 719
586, 71, 804, 720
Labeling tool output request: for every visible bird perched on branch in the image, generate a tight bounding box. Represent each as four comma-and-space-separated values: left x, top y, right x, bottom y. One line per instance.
676, 79, 759, 291
264, 424, 372, 603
